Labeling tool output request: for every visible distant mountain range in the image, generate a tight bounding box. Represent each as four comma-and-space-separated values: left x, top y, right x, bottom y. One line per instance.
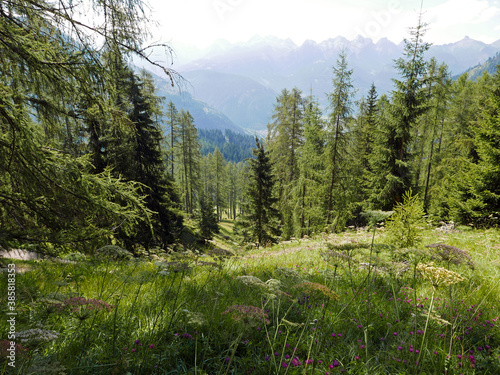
460, 52, 500, 81
139, 35, 500, 133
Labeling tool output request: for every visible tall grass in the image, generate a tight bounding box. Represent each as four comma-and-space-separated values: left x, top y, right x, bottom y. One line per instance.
1, 227, 499, 374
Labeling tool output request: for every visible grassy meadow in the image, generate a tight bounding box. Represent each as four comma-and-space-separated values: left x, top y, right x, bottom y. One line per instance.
1, 223, 500, 374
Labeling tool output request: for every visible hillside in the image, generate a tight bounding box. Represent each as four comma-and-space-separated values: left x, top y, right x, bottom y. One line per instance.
462, 52, 500, 81
198, 129, 255, 163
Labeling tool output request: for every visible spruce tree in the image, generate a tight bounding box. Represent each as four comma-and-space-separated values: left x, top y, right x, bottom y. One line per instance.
237, 139, 279, 247
452, 68, 500, 225
368, 13, 430, 210
198, 194, 219, 242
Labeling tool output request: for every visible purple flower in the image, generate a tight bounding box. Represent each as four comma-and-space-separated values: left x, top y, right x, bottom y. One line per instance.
281, 362, 288, 368
149, 344, 154, 349
134, 339, 140, 345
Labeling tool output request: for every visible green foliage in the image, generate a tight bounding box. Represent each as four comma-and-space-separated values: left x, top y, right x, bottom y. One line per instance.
199, 129, 254, 163
450, 66, 500, 226
367, 16, 430, 210
236, 139, 280, 246
3, 228, 500, 375
197, 194, 220, 241
95, 245, 133, 261
385, 190, 426, 248
0, 0, 180, 253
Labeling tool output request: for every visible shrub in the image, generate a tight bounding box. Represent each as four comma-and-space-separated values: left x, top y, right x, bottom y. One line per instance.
95, 245, 132, 261
385, 190, 426, 248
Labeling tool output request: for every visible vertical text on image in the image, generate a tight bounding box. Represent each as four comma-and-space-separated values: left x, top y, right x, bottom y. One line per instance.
7, 263, 17, 367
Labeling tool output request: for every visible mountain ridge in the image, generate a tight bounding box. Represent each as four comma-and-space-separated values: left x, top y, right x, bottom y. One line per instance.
138, 35, 500, 133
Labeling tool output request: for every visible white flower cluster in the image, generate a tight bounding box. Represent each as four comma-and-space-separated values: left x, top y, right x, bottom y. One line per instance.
16, 329, 59, 344
416, 262, 465, 288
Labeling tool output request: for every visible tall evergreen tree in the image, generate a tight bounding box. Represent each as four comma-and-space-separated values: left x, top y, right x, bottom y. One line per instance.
296, 94, 327, 235
165, 100, 179, 177
0, 0, 177, 251
237, 139, 279, 247
451, 68, 500, 225
212, 147, 226, 221
267, 87, 304, 238
197, 193, 219, 242
325, 50, 356, 230
368, 13, 430, 210
177, 110, 201, 215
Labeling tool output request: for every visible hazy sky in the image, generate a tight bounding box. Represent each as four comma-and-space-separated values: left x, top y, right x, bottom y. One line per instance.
145, 0, 500, 49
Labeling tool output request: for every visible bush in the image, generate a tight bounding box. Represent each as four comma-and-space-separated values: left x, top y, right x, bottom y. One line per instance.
95, 245, 132, 261
385, 190, 426, 248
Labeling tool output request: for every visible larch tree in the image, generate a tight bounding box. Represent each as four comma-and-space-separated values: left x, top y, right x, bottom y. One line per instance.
177, 110, 201, 215
296, 93, 327, 236
267, 87, 304, 238
165, 100, 179, 178
0, 0, 178, 251
212, 147, 226, 221
325, 50, 356, 230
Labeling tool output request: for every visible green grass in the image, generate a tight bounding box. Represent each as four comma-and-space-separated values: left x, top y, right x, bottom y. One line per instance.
1, 227, 500, 374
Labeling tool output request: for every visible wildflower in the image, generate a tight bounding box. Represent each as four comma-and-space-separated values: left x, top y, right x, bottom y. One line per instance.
15, 329, 59, 345
0, 340, 29, 360
355, 356, 360, 361
149, 344, 154, 349
135, 339, 140, 345
292, 282, 340, 301
56, 297, 114, 320
281, 362, 288, 368
426, 244, 474, 269
416, 262, 465, 289
222, 305, 270, 326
